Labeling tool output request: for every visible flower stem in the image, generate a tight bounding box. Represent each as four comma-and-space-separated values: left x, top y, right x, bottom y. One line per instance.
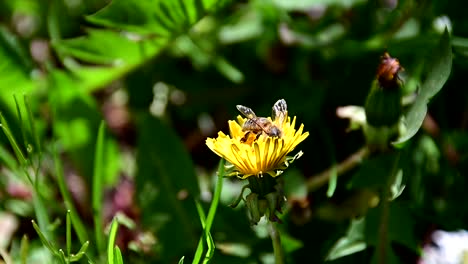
307, 146, 369, 192
377, 152, 401, 264
269, 221, 284, 264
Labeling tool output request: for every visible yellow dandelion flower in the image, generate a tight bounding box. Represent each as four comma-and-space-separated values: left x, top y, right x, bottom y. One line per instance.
206, 114, 309, 179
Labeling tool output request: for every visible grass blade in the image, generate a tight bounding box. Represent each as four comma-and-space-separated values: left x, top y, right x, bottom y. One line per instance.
70, 241, 89, 262
93, 121, 106, 253
20, 235, 29, 264
32, 220, 59, 256
113, 247, 124, 264
53, 144, 88, 244
13, 95, 28, 154
66, 210, 71, 258
107, 217, 119, 264
24, 95, 42, 155
192, 159, 225, 264
0, 112, 27, 165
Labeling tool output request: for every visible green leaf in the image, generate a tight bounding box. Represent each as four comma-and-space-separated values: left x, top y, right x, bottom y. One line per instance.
193, 159, 225, 264
92, 121, 106, 254
53, 144, 88, 244
348, 153, 398, 189
20, 235, 29, 264
0, 26, 36, 113
326, 163, 338, 197
136, 114, 200, 261
66, 210, 71, 258
272, 0, 365, 11
32, 220, 59, 257
393, 29, 452, 146
107, 218, 119, 264
326, 218, 367, 261
365, 203, 418, 252
23, 95, 42, 155
54, 0, 233, 93
113, 247, 124, 264
0, 112, 27, 165
69, 241, 89, 262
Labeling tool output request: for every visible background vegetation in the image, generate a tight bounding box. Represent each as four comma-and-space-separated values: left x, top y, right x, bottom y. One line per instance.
0, 0, 466, 263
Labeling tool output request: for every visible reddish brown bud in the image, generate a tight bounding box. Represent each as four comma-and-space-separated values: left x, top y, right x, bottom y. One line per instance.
376, 52, 403, 89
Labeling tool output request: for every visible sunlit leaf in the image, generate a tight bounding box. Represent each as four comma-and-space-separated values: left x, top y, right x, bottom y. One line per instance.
54, 0, 233, 93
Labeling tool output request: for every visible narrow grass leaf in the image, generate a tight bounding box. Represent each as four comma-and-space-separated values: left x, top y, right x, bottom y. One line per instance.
53, 144, 88, 244
92, 121, 106, 253
66, 210, 71, 257
59, 249, 68, 264
107, 217, 119, 264
24, 95, 42, 155
204, 158, 225, 234
203, 232, 215, 264
113, 247, 124, 264
192, 201, 207, 264
20, 235, 29, 264
193, 159, 225, 264
178, 256, 185, 264
326, 163, 337, 197
30, 187, 52, 240
69, 241, 89, 262
13, 95, 29, 152
32, 220, 59, 256
0, 113, 27, 165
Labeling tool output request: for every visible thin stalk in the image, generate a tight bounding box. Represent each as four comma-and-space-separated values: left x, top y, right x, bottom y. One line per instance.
307, 147, 369, 192
192, 159, 225, 264
269, 221, 284, 264
376, 152, 401, 264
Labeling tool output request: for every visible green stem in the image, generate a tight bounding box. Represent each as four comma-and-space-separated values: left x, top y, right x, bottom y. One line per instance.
377, 152, 401, 264
192, 159, 225, 264
269, 221, 284, 264
307, 147, 370, 192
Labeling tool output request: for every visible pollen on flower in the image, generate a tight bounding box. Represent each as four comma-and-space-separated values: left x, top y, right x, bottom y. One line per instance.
206, 115, 309, 179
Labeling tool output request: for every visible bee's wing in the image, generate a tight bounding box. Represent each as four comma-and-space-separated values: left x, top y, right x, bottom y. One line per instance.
272, 99, 288, 125
236, 105, 257, 119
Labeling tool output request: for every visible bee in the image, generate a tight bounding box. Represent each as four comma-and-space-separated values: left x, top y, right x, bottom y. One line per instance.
236, 99, 288, 143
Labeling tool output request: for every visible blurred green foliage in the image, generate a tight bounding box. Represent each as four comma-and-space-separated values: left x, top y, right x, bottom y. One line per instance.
0, 0, 466, 263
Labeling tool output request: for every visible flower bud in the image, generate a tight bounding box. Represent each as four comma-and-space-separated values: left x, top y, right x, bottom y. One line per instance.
365, 52, 403, 127
364, 52, 404, 150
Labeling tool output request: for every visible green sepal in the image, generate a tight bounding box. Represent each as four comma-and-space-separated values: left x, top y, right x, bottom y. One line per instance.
364, 80, 402, 127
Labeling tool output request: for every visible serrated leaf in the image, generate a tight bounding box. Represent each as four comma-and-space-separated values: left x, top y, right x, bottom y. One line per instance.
393, 29, 452, 146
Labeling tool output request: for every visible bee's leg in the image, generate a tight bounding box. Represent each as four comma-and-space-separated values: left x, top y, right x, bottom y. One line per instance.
240, 131, 251, 143
255, 132, 262, 141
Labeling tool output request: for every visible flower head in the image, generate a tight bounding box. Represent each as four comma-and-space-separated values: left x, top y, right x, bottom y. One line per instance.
206, 107, 309, 179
